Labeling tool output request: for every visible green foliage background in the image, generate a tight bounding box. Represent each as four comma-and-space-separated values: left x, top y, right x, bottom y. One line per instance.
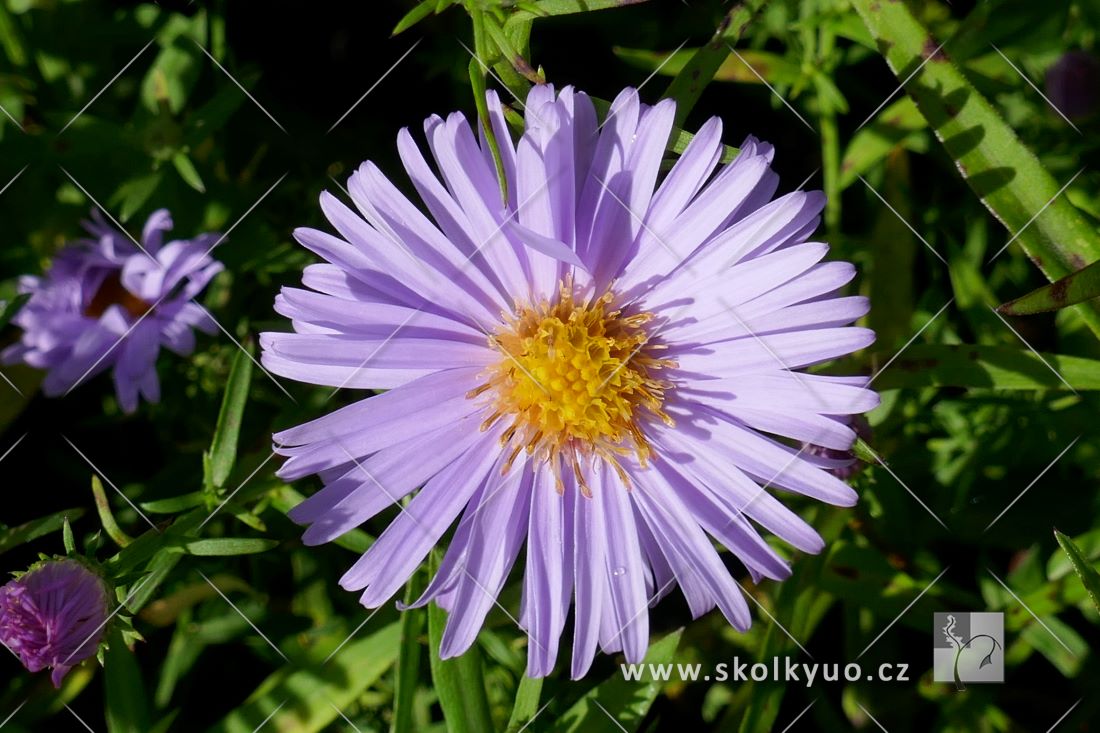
2, 0, 1100, 731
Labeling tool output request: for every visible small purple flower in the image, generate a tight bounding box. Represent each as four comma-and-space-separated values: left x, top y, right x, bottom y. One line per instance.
263, 85, 878, 677
2, 209, 223, 412
1045, 51, 1100, 121
0, 559, 111, 687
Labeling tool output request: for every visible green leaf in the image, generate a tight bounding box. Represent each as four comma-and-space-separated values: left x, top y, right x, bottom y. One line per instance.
428, 561, 494, 733
271, 487, 374, 553
1054, 530, 1100, 615
112, 173, 164, 224
550, 629, 682, 733
140, 492, 206, 514
391, 571, 426, 733
207, 621, 402, 733
0, 507, 86, 555
104, 627, 151, 733
850, 0, 1100, 338
393, 0, 440, 35
171, 151, 206, 193
183, 538, 277, 556
870, 344, 1100, 390
506, 0, 649, 24
839, 97, 927, 190
91, 475, 136, 548
656, 0, 773, 126
998, 258, 1100, 315
504, 675, 543, 733
208, 344, 254, 489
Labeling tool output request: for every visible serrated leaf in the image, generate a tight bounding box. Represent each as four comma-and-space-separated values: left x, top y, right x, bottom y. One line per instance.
550, 629, 682, 733
998, 257, 1100, 315
1055, 530, 1100, 615
850, 0, 1100, 337
871, 344, 1100, 390
208, 344, 254, 489
183, 538, 277, 556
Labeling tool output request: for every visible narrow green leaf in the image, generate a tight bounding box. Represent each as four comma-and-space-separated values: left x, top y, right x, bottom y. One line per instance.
658, 0, 772, 126
392, 0, 440, 36
0, 507, 85, 555
998, 258, 1100, 315
506, 0, 648, 23
140, 492, 206, 514
207, 621, 402, 733
391, 571, 426, 733
504, 675, 543, 733
91, 476, 136, 548
183, 538, 277, 556
104, 627, 151, 733
850, 0, 1100, 337
209, 344, 254, 489
112, 173, 163, 223
1054, 530, 1100, 615
870, 344, 1100, 390
428, 562, 494, 733
171, 151, 206, 193
550, 629, 682, 733
62, 518, 76, 555
839, 97, 927, 190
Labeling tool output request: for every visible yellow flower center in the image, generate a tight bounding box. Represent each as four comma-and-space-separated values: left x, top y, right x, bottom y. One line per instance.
470, 281, 675, 493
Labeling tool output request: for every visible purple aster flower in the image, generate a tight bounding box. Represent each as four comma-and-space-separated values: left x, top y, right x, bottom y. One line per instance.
0, 559, 111, 687
262, 85, 878, 678
2, 209, 223, 412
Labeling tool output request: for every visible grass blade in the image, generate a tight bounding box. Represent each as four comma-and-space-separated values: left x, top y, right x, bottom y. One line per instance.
1054, 530, 1100, 615
998, 258, 1100, 315
850, 0, 1100, 337
208, 342, 254, 490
